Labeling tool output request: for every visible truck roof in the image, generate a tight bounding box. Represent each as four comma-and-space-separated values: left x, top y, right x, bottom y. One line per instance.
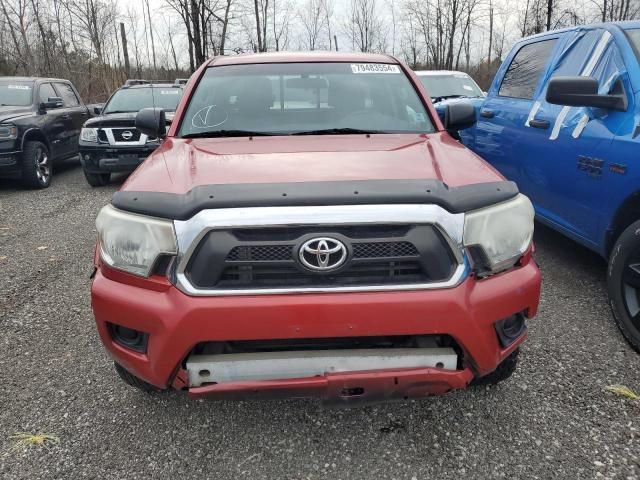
519, 20, 640, 42
0, 76, 70, 83
414, 70, 470, 76
122, 83, 182, 89
209, 51, 398, 67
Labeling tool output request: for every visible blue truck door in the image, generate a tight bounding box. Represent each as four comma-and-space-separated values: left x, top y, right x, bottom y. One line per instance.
474, 38, 559, 197
515, 29, 631, 247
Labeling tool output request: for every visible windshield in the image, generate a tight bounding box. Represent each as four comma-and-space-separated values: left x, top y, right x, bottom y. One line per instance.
104, 87, 183, 114
627, 29, 640, 58
178, 62, 434, 137
0, 80, 33, 107
418, 73, 484, 100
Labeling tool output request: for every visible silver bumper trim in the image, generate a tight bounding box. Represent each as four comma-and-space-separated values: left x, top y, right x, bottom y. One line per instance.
187, 347, 458, 386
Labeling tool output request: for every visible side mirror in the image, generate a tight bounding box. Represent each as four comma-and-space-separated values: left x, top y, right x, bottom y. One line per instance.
42, 97, 63, 110
135, 108, 166, 139
444, 101, 476, 138
546, 76, 628, 112
93, 106, 102, 115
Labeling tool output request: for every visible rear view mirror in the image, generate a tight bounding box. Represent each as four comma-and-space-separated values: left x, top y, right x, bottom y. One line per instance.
135, 108, 166, 139
444, 101, 476, 138
546, 76, 628, 111
286, 77, 328, 89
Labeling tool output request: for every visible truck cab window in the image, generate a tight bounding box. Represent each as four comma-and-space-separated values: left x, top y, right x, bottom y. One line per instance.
499, 39, 557, 99
55, 83, 80, 107
626, 29, 640, 59
38, 83, 57, 103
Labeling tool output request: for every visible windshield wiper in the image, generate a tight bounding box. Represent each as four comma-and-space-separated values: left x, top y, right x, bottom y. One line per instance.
104, 110, 136, 114
292, 127, 382, 136
181, 130, 275, 139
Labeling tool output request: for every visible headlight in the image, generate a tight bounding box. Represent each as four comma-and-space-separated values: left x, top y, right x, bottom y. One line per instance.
81, 127, 98, 142
0, 124, 18, 140
95, 204, 177, 277
463, 194, 534, 274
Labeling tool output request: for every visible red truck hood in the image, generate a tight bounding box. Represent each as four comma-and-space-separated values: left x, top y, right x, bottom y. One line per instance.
121, 132, 503, 194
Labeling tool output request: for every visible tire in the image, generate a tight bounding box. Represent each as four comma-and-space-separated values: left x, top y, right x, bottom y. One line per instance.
114, 362, 163, 393
607, 220, 640, 353
471, 348, 519, 386
21, 141, 51, 188
83, 169, 111, 187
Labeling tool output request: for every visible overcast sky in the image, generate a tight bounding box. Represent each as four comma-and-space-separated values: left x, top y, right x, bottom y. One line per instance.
126, 0, 602, 68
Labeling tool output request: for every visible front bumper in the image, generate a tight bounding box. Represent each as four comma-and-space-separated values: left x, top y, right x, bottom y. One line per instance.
80, 144, 158, 173
0, 148, 20, 173
91, 256, 541, 402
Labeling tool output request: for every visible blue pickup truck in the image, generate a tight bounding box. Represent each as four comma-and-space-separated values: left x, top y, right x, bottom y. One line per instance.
465, 21, 640, 352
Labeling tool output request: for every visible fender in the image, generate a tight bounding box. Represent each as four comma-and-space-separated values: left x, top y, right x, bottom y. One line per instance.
20, 127, 50, 152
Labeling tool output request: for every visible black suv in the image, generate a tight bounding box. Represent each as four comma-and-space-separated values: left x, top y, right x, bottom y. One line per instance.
79, 81, 184, 186
0, 77, 90, 188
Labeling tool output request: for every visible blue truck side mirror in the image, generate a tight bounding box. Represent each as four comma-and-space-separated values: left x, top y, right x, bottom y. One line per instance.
546, 76, 628, 112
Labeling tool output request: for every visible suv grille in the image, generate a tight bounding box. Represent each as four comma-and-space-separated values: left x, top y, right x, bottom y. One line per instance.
185, 225, 457, 291
112, 128, 141, 142
97, 129, 108, 143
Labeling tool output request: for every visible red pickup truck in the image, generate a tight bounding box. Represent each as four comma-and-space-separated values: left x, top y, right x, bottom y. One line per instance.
91, 52, 541, 405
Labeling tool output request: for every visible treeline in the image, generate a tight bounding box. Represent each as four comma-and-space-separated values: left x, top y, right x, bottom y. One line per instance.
1, 0, 639, 101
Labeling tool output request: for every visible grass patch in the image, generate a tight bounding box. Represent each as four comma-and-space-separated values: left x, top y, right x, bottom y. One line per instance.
7, 432, 59, 452
604, 385, 639, 400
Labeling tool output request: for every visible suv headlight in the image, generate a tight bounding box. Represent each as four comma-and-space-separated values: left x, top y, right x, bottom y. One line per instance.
463, 194, 534, 274
95, 204, 177, 277
0, 124, 18, 140
81, 127, 98, 142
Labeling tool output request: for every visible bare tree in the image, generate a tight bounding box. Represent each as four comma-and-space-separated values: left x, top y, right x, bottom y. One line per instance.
345, 0, 385, 53
299, 0, 326, 50
323, 0, 334, 50
144, 0, 158, 74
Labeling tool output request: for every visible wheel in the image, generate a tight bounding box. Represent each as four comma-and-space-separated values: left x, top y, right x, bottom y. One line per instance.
21, 141, 51, 188
114, 362, 163, 393
83, 169, 111, 187
471, 348, 519, 386
607, 220, 640, 353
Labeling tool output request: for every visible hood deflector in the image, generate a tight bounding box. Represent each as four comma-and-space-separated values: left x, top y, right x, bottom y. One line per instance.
111, 179, 519, 220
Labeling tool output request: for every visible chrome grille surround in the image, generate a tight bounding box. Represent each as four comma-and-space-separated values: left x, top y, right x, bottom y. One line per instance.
173, 204, 467, 296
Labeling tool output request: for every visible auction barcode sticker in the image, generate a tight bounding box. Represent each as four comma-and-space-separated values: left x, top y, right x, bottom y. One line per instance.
160, 90, 179, 95
8, 85, 31, 90
351, 64, 401, 74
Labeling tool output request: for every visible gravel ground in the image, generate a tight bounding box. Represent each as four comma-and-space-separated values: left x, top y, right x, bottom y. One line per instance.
0, 162, 639, 480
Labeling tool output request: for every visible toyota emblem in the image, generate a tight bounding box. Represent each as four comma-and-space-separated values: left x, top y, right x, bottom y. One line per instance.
299, 237, 348, 272
121, 130, 133, 140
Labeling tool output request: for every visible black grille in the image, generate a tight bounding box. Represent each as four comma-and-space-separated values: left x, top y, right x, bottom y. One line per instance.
226, 241, 418, 262
227, 245, 293, 261
97, 129, 108, 142
186, 225, 456, 290
112, 128, 141, 142
218, 261, 425, 288
353, 241, 418, 259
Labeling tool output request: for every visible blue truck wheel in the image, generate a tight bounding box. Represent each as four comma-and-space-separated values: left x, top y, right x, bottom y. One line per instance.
608, 220, 640, 353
